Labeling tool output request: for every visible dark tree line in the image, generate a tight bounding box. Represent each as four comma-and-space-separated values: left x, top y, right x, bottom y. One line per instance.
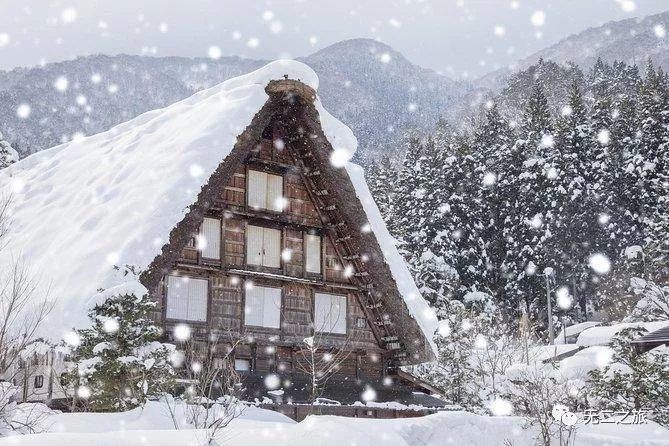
367, 59, 669, 336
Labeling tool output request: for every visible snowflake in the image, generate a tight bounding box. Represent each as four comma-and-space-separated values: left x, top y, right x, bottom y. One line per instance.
16, 103, 31, 119
103, 318, 120, 334
173, 324, 192, 342
107, 84, 118, 94
598, 213, 610, 225
653, 24, 666, 39
159, 23, 169, 33
529, 214, 543, 229
540, 133, 554, 148
616, 0, 636, 13
91, 73, 102, 84
208, 46, 222, 60
556, 287, 573, 310
482, 172, 497, 186
309, 36, 318, 45
361, 385, 377, 402
493, 25, 506, 37
407, 102, 417, 112
388, 18, 402, 28
64, 331, 81, 347
191, 361, 202, 373
269, 22, 283, 34
329, 148, 350, 168
247, 37, 260, 48
61, 8, 78, 24
474, 334, 488, 349
54, 76, 69, 92
488, 397, 513, 416
530, 10, 546, 27
380, 53, 391, 63
264, 373, 281, 390
262, 10, 274, 21
232, 31, 242, 40
189, 163, 204, 178
0, 33, 9, 47
76, 95, 87, 106
597, 129, 611, 145
76, 386, 91, 399
588, 253, 611, 274
106, 252, 120, 265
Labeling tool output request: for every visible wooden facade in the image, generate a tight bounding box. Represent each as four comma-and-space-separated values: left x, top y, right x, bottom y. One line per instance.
141, 79, 434, 404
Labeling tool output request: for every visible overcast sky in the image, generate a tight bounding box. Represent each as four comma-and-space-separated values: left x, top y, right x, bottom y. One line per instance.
1, 0, 668, 78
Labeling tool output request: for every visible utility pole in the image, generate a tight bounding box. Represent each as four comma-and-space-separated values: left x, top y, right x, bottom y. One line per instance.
545, 273, 555, 345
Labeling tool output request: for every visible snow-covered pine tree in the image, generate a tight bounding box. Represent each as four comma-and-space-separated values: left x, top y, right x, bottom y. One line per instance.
366, 154, 395, 225
0, 132, 19, 169
389, 131, 423, 250
549, 82, 599, 319
510, 85, 555, 323
471, 104, 515, 314
67, 291, 176, 411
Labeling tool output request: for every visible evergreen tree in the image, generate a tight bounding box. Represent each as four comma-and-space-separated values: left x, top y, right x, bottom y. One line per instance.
0, 132, 18, 169
366, 154, 395, 225
67, 291, 176, 411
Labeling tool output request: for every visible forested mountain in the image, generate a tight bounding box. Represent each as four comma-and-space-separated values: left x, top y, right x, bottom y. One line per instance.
0, 38, 466, 161
368, 59, 669, 337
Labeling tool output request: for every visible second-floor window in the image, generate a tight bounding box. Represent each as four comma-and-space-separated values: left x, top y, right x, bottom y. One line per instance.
247, 169, 284, 212
246, 225, 281, 268
314, 293, 347, 334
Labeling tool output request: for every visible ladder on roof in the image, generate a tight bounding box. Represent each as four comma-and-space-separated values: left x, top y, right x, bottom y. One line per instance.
285, 139, 408, 362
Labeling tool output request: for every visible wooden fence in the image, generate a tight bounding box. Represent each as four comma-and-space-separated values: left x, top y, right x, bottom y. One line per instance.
260, 403, 439, 421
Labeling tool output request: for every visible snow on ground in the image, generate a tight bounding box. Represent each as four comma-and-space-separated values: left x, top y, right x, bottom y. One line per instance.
0, 59, 436, 345
2, 404, 668, 446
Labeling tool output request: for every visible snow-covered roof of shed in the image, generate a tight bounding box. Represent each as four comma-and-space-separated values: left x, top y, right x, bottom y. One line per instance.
576, 320, 669, 347
0, 60, 437, 349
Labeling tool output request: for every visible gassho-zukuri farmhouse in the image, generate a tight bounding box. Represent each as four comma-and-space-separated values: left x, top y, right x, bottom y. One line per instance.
0, 60, 442, 408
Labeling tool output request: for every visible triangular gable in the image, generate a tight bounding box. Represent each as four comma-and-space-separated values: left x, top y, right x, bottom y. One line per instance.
141, 79, 436, 363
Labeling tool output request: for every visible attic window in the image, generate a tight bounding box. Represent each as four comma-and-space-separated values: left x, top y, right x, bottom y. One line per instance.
247, 170, 284, 212
199, 217, 221, 260
314, 293, 347, 334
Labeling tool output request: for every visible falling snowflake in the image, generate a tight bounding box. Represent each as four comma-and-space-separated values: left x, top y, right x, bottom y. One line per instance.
437, 320, 451, 337
556, 287, 573, 310
510, 1, 520, 9
598, 214, 610, 225
330, 148, 350, 168
616, 0, 636, 13
103, 318, 120, 334
91, 73, 102, 84
388, 18, 402, 28
530, 11, 546, 27
597, 129, 611, 145
244, 280, 254, 290
189, 163, 204, 178
264, 373, 281, 390
529, 214, 543, 228
76, 386, 91, 399
106, 252, 120, 265
281, 248, 292, 262
482, 172, 497, 186
247, 38, 260, 48
107, 84, 118, 94
54, 76, 69, 92
493, 25, 506, 37
407, 102, 418, 112
653, 24, 666, 38
173, 323, 192, 342
309, 36, 318, 45
525, 262, 537, 275
380, 53, 391, 63
16, 103, 31, 119
588, 253, 611, 274
159, 23, 169, 33
208, 46, 222, 60
64, 331, 81, 347
546, 167, 559, 180
269, 22, 283, 34
0, 33, 9, 47
474, 334, 488, 349
191, 361, 202, 373
169, 350, 185, 367
361, 385, 377, 402
262, 10, 274, 21
61, 8, 78, 24
540, 134, 554, 148
488, 397, 513, 416
360, 223, 372, 233
76, 95, 87, 106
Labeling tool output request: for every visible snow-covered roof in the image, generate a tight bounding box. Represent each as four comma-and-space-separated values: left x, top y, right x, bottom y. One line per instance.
576, 320, 669, 347
555, 321, 601, 344
0, 60, 437, 351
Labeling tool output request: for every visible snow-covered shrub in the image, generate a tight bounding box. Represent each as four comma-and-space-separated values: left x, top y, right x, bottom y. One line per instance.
589, 327, 669, 425
65, 291, 176, 412
626, 277, 669, 322
0, 133, 18, 169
